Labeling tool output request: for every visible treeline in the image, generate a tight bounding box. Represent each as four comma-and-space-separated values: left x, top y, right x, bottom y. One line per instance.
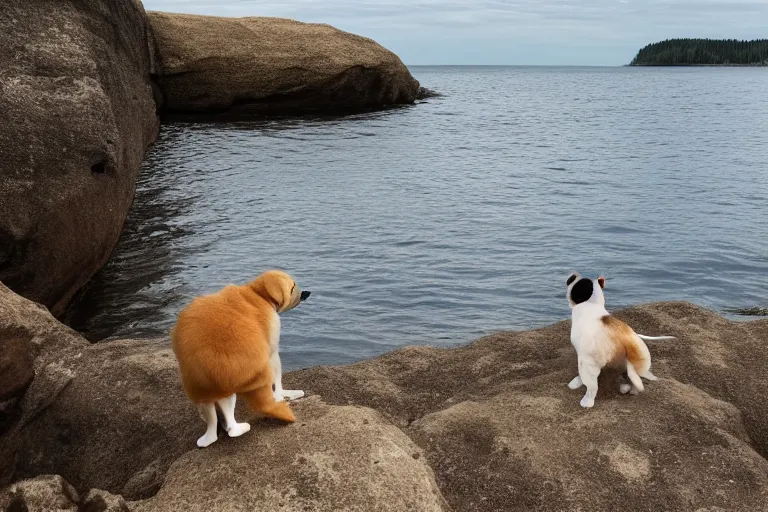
630, 39, 768, 66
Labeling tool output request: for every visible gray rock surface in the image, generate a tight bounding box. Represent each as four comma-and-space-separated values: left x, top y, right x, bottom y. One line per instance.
0, 336, 33, 403
82, 488, 130, 512
13, 338, 198, 501
0, 474, 129, 512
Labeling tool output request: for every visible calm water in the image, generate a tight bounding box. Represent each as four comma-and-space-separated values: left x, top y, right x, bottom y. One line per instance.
71, 66, 768, 370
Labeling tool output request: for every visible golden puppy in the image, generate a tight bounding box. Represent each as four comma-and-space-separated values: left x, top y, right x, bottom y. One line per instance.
171, 270, 310, 447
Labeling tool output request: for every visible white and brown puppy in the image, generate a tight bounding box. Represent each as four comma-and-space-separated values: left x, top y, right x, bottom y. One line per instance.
565, 273, 674, 408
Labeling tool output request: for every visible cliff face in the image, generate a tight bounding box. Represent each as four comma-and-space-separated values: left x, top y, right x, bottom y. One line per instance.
2, 280, 767, 511
147, 13, 421, 117
0, 0, 160, 317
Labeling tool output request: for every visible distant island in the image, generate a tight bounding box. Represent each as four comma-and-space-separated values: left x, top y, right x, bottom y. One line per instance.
630, 38, 768, 66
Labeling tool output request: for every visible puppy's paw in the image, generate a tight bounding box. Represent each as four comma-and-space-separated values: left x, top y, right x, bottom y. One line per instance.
197, 432, 218, 448
580, 396, 595, 408
227, 422, 251, 438
282, 389, 306, 401
629, 387, 641, 396
567, 376, 582, 390
619, 383, 632, 395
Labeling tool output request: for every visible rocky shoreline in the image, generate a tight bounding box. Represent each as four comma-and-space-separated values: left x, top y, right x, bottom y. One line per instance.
0, 0, 420, 320
2, 281, 768, 510
3, 1, 768, 510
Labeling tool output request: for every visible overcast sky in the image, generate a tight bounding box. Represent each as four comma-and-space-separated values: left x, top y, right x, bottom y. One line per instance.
142, 1, 768, 65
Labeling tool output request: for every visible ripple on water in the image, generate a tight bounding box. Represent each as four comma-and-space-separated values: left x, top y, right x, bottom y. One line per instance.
69, 66, 768, 370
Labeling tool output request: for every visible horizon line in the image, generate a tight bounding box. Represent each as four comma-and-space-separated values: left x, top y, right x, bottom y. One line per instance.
406, 64, 626, 67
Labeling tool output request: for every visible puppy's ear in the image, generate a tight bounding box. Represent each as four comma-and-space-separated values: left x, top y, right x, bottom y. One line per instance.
566, 273, 579, 286
597, 276, 605, 289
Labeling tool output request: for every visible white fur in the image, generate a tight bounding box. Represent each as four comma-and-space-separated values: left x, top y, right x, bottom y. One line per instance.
567, 278, 610, 408
270, 311, 305, 403
197, 403, 218, 448
566, 275, 662, 408
196, 395, 252, 448
218, 394, 251, 438
637, 334, 676, 341
269, 311, 281, 352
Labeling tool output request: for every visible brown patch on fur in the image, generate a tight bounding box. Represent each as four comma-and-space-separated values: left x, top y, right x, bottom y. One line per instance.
601, 315, 650, 373
597, 276, 605, 289
171, 270, 303, 422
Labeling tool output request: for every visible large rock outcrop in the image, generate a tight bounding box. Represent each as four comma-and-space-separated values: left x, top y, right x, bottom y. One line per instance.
287, 302, 768, 511
131, 398, 448, 511
0, 282, 187, 497
13, 336, 197, 501
2, 280, 767, 510
0, 283, 447, 509
0, 283, 89, 486
147, 13, 421, 116
0, 0, 160, 317
0, 279, 196, 498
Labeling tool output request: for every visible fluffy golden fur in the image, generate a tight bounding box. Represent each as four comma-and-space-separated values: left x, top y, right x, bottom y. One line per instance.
172, 270, 308, 426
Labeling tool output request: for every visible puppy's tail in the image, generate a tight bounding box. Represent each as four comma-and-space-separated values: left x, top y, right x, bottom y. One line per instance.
637, 334, 676, 342
626, 362, 645, 393
242, 386, 296, 423
625, 334, 661, 390
625, 336, 652, 392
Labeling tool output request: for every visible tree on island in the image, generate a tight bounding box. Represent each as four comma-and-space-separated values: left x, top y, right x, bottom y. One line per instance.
630, 38, 768, 66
